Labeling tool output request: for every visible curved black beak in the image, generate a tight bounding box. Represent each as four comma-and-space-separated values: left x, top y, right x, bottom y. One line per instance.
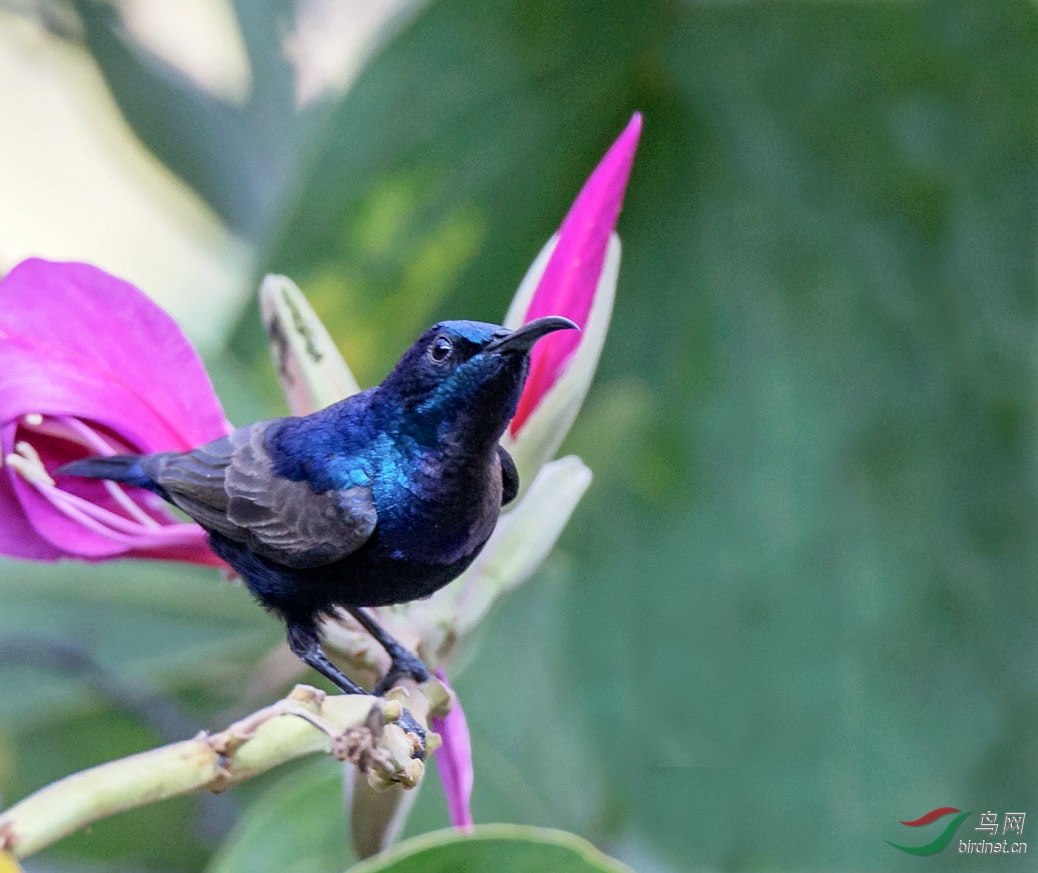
484, 316, 579, 354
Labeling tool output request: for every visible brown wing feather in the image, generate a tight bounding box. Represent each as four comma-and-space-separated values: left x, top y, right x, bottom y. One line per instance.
147, 423, 376, 569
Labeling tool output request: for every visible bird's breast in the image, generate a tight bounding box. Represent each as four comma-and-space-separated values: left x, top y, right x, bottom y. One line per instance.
369, 442, 502, 567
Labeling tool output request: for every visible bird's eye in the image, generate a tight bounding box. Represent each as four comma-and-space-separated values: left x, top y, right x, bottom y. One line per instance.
428, 336, 453, 363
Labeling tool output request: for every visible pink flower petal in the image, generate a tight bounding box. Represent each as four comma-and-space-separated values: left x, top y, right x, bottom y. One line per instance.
0, 337, 213, 453
0, 340, 219, 561
7, 470, 219, 565
0, 425, 63, 560
511, 113, 641, 435
430, 668, 474, 832
0, 260, 229, 446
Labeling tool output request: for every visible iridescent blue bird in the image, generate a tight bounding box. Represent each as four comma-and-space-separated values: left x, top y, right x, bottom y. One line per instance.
58, 317, 575, 703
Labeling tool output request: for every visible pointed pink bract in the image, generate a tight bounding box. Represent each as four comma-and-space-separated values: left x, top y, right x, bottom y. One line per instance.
430, 668, 475, 832
511, 112, 641, 435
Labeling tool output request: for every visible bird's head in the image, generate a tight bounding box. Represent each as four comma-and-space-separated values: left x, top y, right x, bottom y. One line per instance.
380, 317, 577, 445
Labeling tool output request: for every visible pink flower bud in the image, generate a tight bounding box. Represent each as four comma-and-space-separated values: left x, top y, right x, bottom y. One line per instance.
511, 112, 641, 435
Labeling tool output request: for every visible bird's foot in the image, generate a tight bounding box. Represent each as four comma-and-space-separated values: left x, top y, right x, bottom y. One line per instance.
393, 708, 427, 755
374, 650, 431, 696
342, 607, 432, 695
284, 625, 429, 760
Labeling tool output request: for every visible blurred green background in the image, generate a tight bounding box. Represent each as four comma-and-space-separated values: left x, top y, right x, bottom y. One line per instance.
1, 1, 1035, 871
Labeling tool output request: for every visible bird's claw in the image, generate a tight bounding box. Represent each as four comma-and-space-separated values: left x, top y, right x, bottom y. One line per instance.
393, 707, 427, 758
373, 652, 431, 696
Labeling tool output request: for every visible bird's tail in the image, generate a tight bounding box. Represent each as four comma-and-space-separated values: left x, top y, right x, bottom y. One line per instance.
57, 455, 155, 490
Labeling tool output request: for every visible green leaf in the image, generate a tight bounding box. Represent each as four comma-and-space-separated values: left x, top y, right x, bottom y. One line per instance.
205, 759, 353, 873
346, 824, 633, 873
0, 558, 272, 728
70, 0, 320, 238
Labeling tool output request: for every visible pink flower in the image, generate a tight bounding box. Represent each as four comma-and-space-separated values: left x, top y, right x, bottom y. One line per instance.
0, 259, 230, 565
510, 112, 641, 436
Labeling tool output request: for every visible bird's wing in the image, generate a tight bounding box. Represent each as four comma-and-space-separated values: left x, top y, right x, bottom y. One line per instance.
149, 423, 377, 569
497, 444, 519, 506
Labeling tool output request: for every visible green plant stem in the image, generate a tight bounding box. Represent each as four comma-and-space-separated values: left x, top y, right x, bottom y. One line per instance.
0, 682, 444, 860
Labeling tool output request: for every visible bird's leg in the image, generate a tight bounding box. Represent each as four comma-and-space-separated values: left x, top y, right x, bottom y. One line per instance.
284, 618, 425, 747
345, 607, 431, 695
285, 622, 367, 695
